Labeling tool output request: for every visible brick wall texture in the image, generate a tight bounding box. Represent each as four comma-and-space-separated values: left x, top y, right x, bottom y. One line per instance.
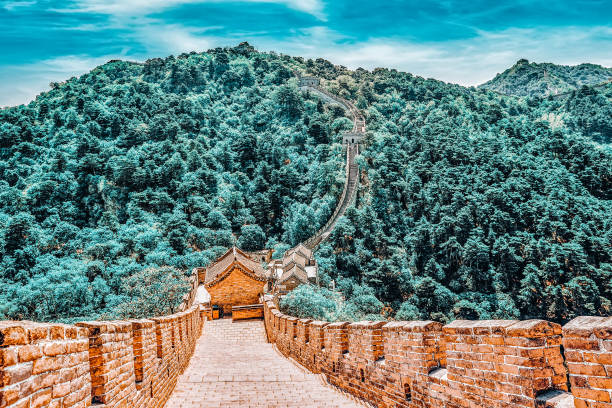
263, 301, 612, 408
1, 305, 204, 408
2, 295, 610, 408
231, 305, 264, 321
206, 267, 265, 315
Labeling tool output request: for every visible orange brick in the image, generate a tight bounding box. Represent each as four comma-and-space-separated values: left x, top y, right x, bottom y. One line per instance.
573, 387, 611, 402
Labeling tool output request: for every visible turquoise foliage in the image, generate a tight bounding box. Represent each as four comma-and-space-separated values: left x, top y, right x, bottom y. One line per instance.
311, 65, 611, 324
0, 47, 345, 321
0, 45, 610, 324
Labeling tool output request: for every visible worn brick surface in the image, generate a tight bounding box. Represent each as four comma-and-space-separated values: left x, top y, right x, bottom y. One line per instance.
263, 300, 612, 408
2, 296, 611, 408
563, 316, 612, 408
165, 319, 364, 407
0, 322, 91, 408
0, 305, 202, 408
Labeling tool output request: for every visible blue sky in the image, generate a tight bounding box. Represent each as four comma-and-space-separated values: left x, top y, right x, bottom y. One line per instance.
1, 0, 611, 106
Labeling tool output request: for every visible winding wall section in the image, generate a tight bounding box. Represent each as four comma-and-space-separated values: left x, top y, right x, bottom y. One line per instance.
298, 81, 365, 250
5, 76, 612, 408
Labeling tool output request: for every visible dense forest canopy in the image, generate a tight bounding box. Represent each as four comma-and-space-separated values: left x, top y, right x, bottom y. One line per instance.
1, 44, 611, 324
0, 45, 348, 321
479, 58, 612, 98
291, 61, 611, 324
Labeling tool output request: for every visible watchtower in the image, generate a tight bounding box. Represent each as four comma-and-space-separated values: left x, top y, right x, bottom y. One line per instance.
299, 76, 320, 87
343, 132, 365, 145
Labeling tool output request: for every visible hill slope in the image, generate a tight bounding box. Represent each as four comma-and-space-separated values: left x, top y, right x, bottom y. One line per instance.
284, 58, 611, 323
537, 83, 612, 144
0, 46, 348, 321
1, 45, 610, 324
479, 59, 612, 98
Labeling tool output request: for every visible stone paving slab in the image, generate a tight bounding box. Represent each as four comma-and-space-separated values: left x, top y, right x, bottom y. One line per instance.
165, 319, 364, 408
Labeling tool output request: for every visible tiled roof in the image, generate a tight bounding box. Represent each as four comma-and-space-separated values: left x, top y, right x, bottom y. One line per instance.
282, 244, 314, 270
204, 247, 266, 285
285, 244, 313, 260
278, 262, 309, 284
282, 251, 308, 268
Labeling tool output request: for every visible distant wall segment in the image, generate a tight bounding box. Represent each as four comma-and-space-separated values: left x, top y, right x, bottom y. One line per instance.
263, 300, 612, 408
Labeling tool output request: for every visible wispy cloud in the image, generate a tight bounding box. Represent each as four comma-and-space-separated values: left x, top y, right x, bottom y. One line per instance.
1, 0, 611, 106
0, 55, 122, 107
261, 0, 323, 18
257, 25, 612, 86
129, 23, 217, 54
2, 1, 36, 11
55, 0, 325, 19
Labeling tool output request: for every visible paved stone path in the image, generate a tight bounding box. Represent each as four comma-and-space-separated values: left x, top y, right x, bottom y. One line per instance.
165, 319, 365, 408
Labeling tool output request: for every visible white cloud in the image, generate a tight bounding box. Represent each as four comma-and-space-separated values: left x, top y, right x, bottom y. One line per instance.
37, 54, 124, 74
255, 0, 323, 17
55, 0, 325, 19
0, 24, 219, 107
2, 1, 36, 11
252, 25, 612, 86
2, 23, 610, 107
130, 24, 216, 55
0, 55, 123, 107
56, 0, 202, 15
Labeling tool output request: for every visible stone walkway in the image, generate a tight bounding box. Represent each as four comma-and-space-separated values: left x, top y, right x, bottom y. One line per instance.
165, 319, 365, 408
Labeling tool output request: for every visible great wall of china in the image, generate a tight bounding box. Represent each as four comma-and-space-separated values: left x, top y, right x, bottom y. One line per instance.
263, 299, 612, 408
0, 298, 203, 408
1, 77, 611, 408
298, 77, 364, 250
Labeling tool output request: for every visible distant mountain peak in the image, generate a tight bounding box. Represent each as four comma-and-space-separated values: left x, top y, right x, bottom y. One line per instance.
479, 60, 612, 98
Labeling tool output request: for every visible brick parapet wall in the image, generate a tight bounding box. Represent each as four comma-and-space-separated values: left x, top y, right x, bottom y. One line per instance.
0, 322, 91, 408
324, 322, 350, 361
442, 319, 568, 407
308, 320, 329, 369
562, 316, 612, 407
263, 301, 612, 408
1, 305, 203, 408
231, 304, 264, 321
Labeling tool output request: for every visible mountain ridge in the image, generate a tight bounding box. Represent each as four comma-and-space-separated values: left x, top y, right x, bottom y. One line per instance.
479, 58, 612, 97
0, 44, 610, 325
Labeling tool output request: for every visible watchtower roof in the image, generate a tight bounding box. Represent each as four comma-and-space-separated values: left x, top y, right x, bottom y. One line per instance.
284, 243, 313, 260
204, 246, 266, 285
278, 262, 309, 284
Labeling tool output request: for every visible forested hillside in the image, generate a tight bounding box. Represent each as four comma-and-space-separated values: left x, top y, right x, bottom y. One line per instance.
282, 62, 611, 324
1, 44, 610, 324
479, 59, 611, 98
0, 45, 348, 321
538, 84, 612, 144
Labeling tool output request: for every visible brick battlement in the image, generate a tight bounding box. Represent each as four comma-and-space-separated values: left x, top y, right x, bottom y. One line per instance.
0, 305, 205, 408
263, 301, 612, 408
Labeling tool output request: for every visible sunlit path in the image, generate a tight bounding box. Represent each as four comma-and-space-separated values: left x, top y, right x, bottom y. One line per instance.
165, 319, 366, 407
